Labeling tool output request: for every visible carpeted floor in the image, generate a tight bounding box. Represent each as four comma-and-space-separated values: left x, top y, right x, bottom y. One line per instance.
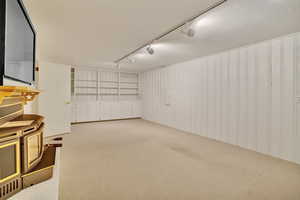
59, 119, 300, 200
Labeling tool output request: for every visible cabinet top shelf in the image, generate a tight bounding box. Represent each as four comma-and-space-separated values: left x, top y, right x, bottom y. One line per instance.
100, 87, 118, 89
120, 82, 138, 84
76, 86, 97, 89
99, 81, 118, 83
0, 86, 40, 104
76, 93, 97, 96
75, 80, 97, 82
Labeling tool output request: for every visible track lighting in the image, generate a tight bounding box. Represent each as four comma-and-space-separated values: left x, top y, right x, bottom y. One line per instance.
181, 27, 196, 37
115, 62, 120, 69
128, 57, 136, 63
180, 22, 196, 37
114, 0, 227, 63
146, 45, 154, 55
186, 28, 196, 37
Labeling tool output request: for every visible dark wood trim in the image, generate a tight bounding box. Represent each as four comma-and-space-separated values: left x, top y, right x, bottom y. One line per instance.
0, 0, 6, 85
71, 117, 142, 125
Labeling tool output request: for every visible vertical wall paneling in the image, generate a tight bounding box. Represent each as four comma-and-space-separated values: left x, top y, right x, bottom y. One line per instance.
239, 47, 248, 148
72, 69, 141, 122
207, 57, 215, 140
271, 38, 282, 159
141, 32, 300, 164
296, 34, 300, 164
215, 55, 222, 141
256, 42, 271, 155
203, 59, 209, 138
229, 50, 239, 145
221, 53, 229, 143
247, 45, 258, 151
281, 36, 294, 161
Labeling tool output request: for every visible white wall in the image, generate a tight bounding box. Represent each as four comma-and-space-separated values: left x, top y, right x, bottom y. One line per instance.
141, 32, 300, 164
297, 34, 300, 163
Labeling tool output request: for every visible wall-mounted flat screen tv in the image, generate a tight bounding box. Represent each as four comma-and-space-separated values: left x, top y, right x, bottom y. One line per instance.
0, 0, 36, 85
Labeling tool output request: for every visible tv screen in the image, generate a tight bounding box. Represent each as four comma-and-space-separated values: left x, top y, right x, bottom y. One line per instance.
4, 0, 35, 84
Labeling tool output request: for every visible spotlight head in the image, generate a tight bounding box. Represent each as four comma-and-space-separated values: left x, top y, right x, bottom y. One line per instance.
146, 46, 154, 55
186, 28, 195, 37
180, 23, 196, 38
180, 28, 195, 38
115, 62, 120, 69
128, 57, 136, 63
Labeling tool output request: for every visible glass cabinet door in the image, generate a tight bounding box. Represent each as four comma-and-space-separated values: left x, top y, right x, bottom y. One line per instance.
0, 141, 20, 183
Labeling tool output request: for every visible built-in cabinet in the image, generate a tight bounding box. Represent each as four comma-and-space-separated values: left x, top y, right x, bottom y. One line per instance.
71, 100, 141, 123
71, 68, 141, 123
297, 35, 300, 158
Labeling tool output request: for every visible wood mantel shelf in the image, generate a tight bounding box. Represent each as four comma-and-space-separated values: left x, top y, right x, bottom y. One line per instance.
0, 86, 40, 104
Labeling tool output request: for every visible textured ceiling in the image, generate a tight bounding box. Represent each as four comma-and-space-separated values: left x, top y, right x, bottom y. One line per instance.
24, 0, 300, 71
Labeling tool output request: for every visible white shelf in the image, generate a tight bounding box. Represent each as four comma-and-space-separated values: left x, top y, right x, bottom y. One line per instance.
100, 93, 119, 95
75, 80, 97, 82
100, 87, 118, 89
120, 81, 138, 84
72, 69, 139, 99
76, 93, 97, 96
76, 86, 97, 89
100, 80, 118, 83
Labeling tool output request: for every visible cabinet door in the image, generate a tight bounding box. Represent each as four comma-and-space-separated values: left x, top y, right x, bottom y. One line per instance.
76, 102, 86, 122
297, 35, 300, 164
110, 101, 120, 120
86, 101, 99, 122
100, 102, 110, 120
119, 101, 131, 119
71, 102, 77, 123
38, 63, 71, 136
132, 101, 142, 118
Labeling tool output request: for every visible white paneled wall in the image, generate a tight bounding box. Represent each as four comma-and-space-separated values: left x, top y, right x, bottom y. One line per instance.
296, 35, 300, 164
141, 32, 300, 164
71, 69, 141, 123
72, 100, 141, 122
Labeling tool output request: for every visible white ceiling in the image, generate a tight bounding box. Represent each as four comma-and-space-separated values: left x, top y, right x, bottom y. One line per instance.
24, 0, 300, 71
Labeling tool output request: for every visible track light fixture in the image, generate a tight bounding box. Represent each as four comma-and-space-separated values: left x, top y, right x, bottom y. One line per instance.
114, 0, 227, 64
146, 45, 155, 55
114, 62, 120, 69
180, 24, 196, 37
128, 57, 136, 63
186, 28, 196, 37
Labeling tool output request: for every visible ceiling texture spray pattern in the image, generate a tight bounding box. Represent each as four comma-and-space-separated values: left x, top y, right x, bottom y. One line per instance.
24, 0, 300, 71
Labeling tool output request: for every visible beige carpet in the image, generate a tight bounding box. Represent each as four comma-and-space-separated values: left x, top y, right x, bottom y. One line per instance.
59, 119, 300, 200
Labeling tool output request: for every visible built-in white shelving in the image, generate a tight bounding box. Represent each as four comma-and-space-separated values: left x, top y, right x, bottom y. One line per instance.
71, 68, 141, 123
71, 68, 140, 101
